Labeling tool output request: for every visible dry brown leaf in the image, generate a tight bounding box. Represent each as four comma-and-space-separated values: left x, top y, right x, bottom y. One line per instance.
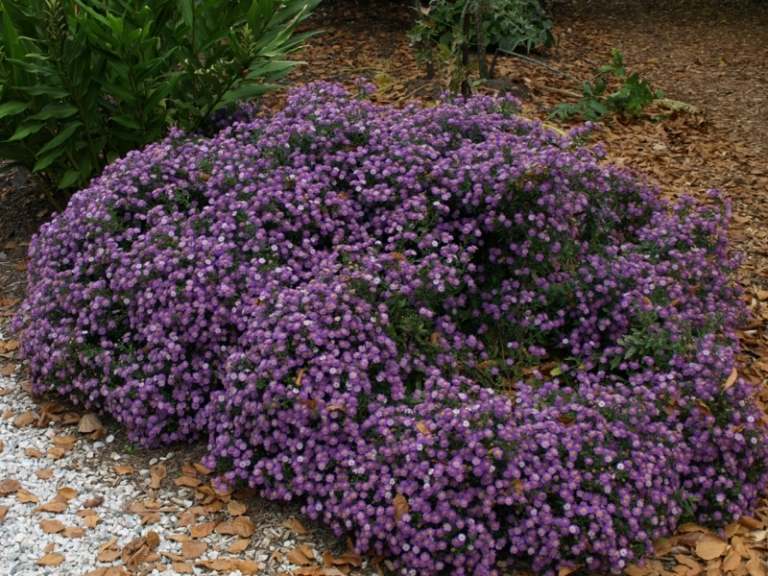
56, 486, 78, 502
25, 447, 44, 458
149, 464, 166, 489
235, 559, 262, 574
283, 517, 308, 535
215, 516, 255, 538
13, 411, 36, 428
196, 559, 237, 572
393, 493, 409, 522
193, 462, 212, 475
36, 552, 64, 567
113, 464, 134, 475
695, 534, 728, 560
97, 544, 121, 563
174, 475, 201, 488
36, 468, 54, 480
723, 549, 742, 572
78, 413, 103, 434
16, 488, 39, 504
181, 540, 207, 559
0, 478, 21, 496
747, 554, 766, 576
739, 516, 764, 530
52, 435, 76, 450
190, 521, 216, 538
40, 519, 65, 534
47, 446, 67, 460
36, 500, 67, 513
286, 544, 316, 566
0, 506, 8, 522
84, 495, 104, 508
227, 499, 247, 516
227, 538, 250, 553
172, 562, 195, 574
78, 509, 100, 528
723, 367, 738, 390
64, 526, 86, 538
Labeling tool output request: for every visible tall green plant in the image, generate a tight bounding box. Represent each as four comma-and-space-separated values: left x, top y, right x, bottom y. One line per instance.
0, 0, 318, 196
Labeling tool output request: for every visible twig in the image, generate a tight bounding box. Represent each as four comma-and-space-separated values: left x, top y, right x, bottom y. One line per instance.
498, 50, 576, 80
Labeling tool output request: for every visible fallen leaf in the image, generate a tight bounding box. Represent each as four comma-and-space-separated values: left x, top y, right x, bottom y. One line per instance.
172, 562, 195, 574
56, 487, 78, 502
227, 500, 247, 516
97, 543, 121, 563
723, 367, 738, 390
84, 495, 104, 508
64, 526, 86, 538
283, 517, 308, 535
36, 469, 54, 480
215, 516, 255, 538
17, 488, 39, 504
393, 493, 409, 522
78, 413, 103, 434
25, 447, 44, 458
415, 420, 431, 436
174, 475, 201, 488
747, 554, 766, 576
181, 540, 207, 559
149, 464, 166, 489
114, 464, 134, 475
78, 509, 100, 528
47, 446, 67, 460
36, 500, 68, 513
37, 553, 64, 567
40, 519, 65, 534
190, 521, 216, 538
13, 411, 36, 427
52, 435, 76, 450
193, 462, 211, 475
0, 478, 21, 496
695, 534, 728, 560
0, 506, 8, 521
0, 439, 3, 454
722, 549, 741, 572
739, 516, 763, 530
227, 538, 250, 553
287, 545, 315, 566
235, 559, 262, 574
196, 559, 237, 571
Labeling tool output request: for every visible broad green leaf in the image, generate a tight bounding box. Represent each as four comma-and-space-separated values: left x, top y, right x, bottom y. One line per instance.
36, 121, 82, 155
57, 169, 81, 189
0, 101, 29, 119
32, 147, 66, 172
7, 121, 44, 141
30, 103, 78, 120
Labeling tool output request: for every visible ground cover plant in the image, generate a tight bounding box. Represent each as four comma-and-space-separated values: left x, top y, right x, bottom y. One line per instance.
15, 82, 768, 575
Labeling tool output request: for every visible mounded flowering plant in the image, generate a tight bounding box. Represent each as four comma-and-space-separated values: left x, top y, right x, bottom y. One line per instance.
16, 82, 768, 575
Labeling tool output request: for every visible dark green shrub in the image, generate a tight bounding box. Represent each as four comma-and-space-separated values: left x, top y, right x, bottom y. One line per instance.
0, 0, 318, 193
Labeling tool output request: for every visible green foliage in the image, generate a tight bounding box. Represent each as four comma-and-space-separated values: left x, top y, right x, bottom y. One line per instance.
551, 49, 663, 122
409, 0, 552, 92
0, 0, 318, 194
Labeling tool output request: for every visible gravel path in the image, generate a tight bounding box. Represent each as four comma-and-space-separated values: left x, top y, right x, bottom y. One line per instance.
0, 362, 375, 576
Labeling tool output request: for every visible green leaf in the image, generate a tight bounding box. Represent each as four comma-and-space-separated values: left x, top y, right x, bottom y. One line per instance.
57, 169, 81, 189
32, 147, 66, 172
7, 121, 44, 141
36, 121, 82, 155
30, 103, 78, 120
0, 101, 29, 119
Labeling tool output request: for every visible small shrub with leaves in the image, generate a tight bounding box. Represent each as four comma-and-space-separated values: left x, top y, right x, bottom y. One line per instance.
16, 83, 768, 575
551, 49, 662, 122
410, 0, 553, 92
0, 0, 317, 194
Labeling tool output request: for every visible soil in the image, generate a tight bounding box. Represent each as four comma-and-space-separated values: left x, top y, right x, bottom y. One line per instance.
2, 0, 768, 574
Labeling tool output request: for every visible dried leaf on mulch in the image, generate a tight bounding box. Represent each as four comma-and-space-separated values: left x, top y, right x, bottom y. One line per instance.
149, 463, 166, 489
283, 517, 308, 535
0, 478, 20, 496
36, 552, 64, 567
40, 519, 65, 534
0, 506, 8, 521
181, 540, 207, 559
190, 521, 216, 538
36, 468, 53, 480
78, 413, 103, 434
227, 538, 250, 553
215, 516, 255, 538
16, 488, 39, 504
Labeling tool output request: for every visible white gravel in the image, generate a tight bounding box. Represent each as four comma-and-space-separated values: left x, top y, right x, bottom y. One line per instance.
0, 368, 374, 576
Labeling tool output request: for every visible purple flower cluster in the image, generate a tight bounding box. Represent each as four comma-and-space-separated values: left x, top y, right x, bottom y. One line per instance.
16, 82, 768, 574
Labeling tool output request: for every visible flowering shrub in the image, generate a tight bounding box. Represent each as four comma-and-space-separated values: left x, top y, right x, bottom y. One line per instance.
16, 83, 768, 575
